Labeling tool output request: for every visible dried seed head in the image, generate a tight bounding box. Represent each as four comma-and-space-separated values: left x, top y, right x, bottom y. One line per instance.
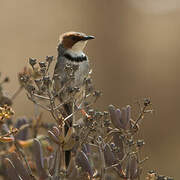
103, 111, 109, 117
46, 56, 53, 63
29, 58, 37, 67
94, 111, 103, 119
34, 78, 42, 88
148, 170, 156, 174
157, 175, 167, 180
43, 76, 51, 87
19, 74, 30, 85
3, 77, 9, 83
104, 119, 110, 127
67, 87, 79, 94
0, 105, 14, 122
126, 139, 134, 146
84, 77, 92, 84
110, 142, 116, 148
144, 98, 151, 106
87, 109, 94, 117
39, 61, 46, 68
71, 87, 80, 93
137, 139, 145, 147
26, 84, 36, 94
40, 68, 46, 76
167, 177, 174, 180
93, 90, 101, 98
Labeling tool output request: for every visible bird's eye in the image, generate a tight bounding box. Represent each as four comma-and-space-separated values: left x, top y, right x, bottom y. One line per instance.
71, 36, 77, 41
71, 36, 80, 41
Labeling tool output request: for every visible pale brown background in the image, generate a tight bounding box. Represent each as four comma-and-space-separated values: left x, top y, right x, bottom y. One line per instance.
0, 0, 179, 179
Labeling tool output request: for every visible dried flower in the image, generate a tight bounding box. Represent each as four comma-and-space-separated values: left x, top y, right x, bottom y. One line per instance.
0, 45, 168, 180
39, 61, 47, 68
3, 77, 9, 83
46, 56, 54, 64
29, 58, 37, 68
137, 139, 145, 148
0, 105, 14, 123
144, 98, 151, 106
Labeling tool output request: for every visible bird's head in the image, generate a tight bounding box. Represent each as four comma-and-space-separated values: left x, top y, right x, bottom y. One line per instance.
58, 32, 95, 54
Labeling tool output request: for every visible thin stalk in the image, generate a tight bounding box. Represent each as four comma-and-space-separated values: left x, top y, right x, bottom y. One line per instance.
133, 106, 146, 128
99, 144, 105, 180
59, 126, 66, 179
47, 89, 60, 124
33, 93, 50, 100
11, 86, 23, 101
54, 148, 61, 179
14, 140, 36, 180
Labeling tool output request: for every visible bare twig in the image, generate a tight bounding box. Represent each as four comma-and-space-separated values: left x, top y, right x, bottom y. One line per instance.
11, 86, 23, 101
133, 105, 146, 128
14, 140, 36, 180
27, 94, 51, 111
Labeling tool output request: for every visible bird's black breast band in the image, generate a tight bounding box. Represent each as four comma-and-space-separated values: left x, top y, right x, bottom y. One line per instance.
64, 53, 87, 62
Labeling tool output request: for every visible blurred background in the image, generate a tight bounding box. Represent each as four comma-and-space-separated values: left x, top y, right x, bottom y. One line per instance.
0, 0, 179, 178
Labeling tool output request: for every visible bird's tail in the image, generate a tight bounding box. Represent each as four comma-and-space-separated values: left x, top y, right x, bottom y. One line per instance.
63, 102, 73, 168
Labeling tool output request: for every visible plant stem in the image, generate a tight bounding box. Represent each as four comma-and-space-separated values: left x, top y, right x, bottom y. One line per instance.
11, 86, 23, 101
133, 106, 146, 128
14, 140, 36, 180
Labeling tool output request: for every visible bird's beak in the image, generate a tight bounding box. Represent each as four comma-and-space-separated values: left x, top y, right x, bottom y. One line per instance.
82, 35, 95, 41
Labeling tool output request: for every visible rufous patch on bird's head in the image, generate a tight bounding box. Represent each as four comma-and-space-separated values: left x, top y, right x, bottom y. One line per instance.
59, 32, 95, 52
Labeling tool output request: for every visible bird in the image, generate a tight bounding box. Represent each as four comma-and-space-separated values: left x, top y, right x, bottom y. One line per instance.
53, 31, 95, 166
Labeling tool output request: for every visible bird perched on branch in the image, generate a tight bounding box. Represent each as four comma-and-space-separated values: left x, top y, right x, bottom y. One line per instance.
53, 31, 95, 166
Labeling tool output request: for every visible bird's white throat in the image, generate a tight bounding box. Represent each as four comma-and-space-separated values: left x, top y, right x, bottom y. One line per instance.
72, 40, 87, 52
67, 40, 87, 57
66, 49, 85, 58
